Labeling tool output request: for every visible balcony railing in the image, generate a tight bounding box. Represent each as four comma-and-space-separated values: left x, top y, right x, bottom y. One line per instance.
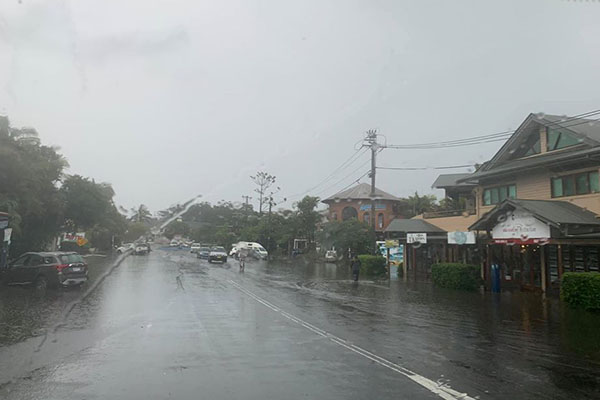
423, 208, 476, 219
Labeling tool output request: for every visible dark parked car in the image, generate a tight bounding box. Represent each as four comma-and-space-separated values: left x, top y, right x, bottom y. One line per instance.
1, 252, 88, 290
196, 247, 210, 259
208, 246, 228, 263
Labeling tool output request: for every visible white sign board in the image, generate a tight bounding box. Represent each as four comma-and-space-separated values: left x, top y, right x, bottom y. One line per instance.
4, 228, 12, 243
447, 231, 476, 245
491, 211, 550, 240
407, 233, 427, 244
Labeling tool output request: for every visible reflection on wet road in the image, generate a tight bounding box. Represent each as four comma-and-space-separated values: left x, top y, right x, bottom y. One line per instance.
1, 249, 600, 399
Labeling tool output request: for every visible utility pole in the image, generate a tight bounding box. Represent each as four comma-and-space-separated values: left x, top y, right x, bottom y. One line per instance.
364, 129, 379, 229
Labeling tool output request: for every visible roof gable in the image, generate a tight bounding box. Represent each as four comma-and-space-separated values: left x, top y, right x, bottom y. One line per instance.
322, 183, 400, 203
482, 113, 598, 172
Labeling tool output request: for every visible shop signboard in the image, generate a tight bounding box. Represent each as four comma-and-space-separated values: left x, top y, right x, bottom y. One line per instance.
491, 211, 550, 240
407, 233, 427, 244
359, 204, 387, 211
447, 231, 476, 245
63, 232, 86, 243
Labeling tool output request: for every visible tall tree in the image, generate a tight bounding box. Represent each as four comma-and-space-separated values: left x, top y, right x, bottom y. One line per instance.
397, 192, 438, 217
250, 171, 276, 215
295, 196, 321, 244
61, 175, 115, 230
0, 116, 68, 255
317, 219, 375, 258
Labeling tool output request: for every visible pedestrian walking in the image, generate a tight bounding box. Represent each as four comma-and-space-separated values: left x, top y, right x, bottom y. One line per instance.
350, 255, 361, 282
239, 249, 247, 272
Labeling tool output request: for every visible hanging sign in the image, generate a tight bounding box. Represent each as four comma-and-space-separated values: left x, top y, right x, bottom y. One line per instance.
407, 233, 427, 244
447, 231, 476, 244
491, 211, 550, 240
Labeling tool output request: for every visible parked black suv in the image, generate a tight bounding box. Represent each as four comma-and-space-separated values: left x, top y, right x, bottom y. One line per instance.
1, 252, 88, 290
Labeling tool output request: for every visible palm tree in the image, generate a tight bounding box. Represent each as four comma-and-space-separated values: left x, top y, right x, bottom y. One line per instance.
130, 204, 152, 223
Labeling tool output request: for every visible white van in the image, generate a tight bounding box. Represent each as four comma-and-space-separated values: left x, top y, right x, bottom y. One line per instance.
231, 241, 269, 260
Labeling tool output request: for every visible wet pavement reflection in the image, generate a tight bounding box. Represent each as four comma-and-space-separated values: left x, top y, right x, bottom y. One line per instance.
234, 255, 600, 399
0, 255, 115, 347
0, 249, 599, 399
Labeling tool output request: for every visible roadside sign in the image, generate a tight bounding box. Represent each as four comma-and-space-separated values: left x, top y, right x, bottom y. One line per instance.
4, 228, 12, 243
407, 233, 427, 244
77, 237, 88, 246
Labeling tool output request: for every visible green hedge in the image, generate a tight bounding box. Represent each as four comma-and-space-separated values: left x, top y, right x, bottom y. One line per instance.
432, 263, 481, 291
561, 273, 600, 311
357, 255, 387, 277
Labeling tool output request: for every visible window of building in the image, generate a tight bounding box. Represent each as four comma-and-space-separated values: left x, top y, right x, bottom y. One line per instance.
483, 184, 516, 206
547, 129, 581, 151
377, 213, 384, 229
332, 212, 337, 221
512, 134, 540, 158
363, 212, 370, 225
524, 137, 541, 156
551, 171, 599, 198
342, 206, 358, 220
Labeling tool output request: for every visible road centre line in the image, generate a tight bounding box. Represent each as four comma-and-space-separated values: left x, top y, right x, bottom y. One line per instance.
227, 279, 475, 400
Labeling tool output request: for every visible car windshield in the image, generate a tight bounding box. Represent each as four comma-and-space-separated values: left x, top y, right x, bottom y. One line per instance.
3, 2, 600, 399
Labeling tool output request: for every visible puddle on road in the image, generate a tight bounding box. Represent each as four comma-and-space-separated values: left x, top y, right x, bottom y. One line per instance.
248, 259, 600, 398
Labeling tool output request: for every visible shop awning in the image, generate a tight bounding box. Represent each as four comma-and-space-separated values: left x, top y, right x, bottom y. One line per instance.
385, 219, 447, 234
470, 199, 600, 235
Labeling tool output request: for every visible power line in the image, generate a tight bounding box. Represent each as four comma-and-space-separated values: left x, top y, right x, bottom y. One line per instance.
287, 147, 368, 200
385, 109, 600, 150
314, 156, 374, 197
332, 170, 371, 195
377, 164, 474, 171
283, 109, 600, 205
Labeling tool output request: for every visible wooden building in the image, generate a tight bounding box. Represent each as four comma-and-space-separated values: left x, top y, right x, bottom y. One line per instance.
423, 112, 600, 293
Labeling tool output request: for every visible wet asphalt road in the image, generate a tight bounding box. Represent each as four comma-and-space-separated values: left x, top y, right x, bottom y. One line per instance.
1, 248, 600, 399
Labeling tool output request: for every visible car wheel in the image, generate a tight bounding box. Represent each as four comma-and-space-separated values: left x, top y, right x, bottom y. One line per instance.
34, 276, 48, 291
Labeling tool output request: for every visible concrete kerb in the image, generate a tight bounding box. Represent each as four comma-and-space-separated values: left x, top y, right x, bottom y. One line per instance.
35, 249, 133, 351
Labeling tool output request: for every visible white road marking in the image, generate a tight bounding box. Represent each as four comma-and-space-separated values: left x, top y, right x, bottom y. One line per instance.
228, 279, 475, 400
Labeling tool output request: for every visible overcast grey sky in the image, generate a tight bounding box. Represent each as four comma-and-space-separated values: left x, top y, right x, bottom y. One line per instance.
1, 0, 600, 213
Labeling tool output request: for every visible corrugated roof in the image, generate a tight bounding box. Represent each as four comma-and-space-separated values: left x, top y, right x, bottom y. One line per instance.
431, 173, 476, 188
458, 146, 600, 183
470, 199, 600, 230
322, 183, 400, 202
385, 218, 447, 233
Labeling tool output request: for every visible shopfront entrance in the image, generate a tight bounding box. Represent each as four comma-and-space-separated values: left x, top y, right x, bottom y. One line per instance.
489, 241, 543, 290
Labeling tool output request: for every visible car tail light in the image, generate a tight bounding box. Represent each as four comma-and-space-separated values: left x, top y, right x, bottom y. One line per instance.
56, 264, 70, 272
